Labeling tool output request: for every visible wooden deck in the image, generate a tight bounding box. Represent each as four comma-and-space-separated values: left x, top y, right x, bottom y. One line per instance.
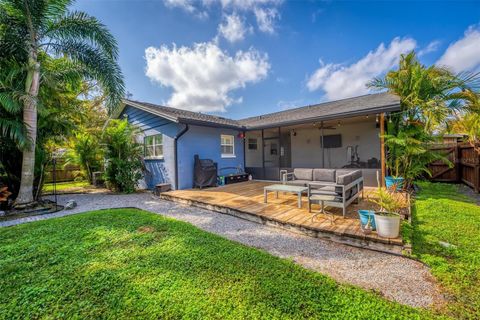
161, 181, 405, 254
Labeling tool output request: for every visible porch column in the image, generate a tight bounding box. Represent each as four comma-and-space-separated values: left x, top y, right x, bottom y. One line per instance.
380, 113, 386, 187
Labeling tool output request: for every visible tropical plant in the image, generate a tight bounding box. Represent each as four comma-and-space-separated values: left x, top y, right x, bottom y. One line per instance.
64, 131, 102, 183
368, 52, 478, 188
368, 187, 404, 214
0, 0, 124, 204
383, 123, 452, 187
369, 52, 479, 132
102, 119, 143, 193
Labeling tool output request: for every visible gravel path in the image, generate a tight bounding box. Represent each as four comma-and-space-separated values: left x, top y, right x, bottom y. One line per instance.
1, 192, 443, 309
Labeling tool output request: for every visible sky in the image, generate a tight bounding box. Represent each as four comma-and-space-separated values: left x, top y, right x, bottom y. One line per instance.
74, 0, 480, 120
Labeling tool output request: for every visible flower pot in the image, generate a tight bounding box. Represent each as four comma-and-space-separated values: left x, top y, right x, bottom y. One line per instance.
358, 210, 376, 230
374, 212, 401, 238
385, 176, 404, 191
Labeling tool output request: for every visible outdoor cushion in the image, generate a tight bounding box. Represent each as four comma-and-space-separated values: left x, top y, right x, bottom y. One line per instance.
293, 168, 313, 181
311, 185, 342, 195
309, 194, 342, 202
336, 173, 353, 185
313, 169, 336, 182
336, 169, 362, 181
287, 179, 311, 187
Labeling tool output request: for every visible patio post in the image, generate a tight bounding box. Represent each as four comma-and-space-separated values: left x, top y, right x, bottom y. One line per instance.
380, 113, 386, 187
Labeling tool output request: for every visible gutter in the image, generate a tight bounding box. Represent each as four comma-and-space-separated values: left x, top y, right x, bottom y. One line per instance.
173, 123, 189, 190
242, 103, 401, 130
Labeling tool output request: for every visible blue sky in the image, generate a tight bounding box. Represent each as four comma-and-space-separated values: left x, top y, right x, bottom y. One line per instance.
74, 0, 480, 119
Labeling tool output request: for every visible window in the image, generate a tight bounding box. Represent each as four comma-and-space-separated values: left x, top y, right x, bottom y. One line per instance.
144, 134, 163, 158
248, 138, 257, 150
221, 134, 235, 157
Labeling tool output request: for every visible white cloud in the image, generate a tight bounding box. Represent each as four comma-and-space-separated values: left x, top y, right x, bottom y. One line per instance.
307, 37, 417, 100
436, 24, 480, 73
163, 0, 208, 18
277, 99, 304, 110
163, 0, 283, 34
418, 40, 440, 56
145, 42, 270, 112
218, 13, 251, 42
164, 0, 194, 11
253, 7, 279, 34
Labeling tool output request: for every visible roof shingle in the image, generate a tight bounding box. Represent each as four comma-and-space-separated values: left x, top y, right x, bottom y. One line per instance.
238, 92, 400, 129
121, 92, 400, 130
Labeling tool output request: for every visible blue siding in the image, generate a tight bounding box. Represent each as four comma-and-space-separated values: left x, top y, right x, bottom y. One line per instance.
121, 105, 246, 190
177, 125, 245, 189
120, 106, 183, 189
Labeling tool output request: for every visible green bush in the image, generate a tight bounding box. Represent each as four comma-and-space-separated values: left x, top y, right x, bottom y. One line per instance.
65, 131, 103, 183
102, 119, 143, 193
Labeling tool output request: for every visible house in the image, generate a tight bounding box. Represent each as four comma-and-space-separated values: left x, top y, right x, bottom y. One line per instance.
114, 92, 400, 190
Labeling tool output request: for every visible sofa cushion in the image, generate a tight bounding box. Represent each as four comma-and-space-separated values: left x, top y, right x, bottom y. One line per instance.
313, 169, 336, 182
336, 172, 353, 185
287, 180, 311, 187
311, 185, 342, 195
293, 168, 313, 181
336, 169, 362, 181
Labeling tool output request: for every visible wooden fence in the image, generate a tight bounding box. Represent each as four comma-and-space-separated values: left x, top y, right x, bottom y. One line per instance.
428, 142, 480, 192
44, 159, 81, 183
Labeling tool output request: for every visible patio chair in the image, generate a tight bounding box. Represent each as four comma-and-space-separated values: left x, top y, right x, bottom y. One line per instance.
307, 170, 364, 219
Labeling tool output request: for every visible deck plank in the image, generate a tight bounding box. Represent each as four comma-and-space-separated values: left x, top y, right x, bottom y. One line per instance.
161, 181, 403, 252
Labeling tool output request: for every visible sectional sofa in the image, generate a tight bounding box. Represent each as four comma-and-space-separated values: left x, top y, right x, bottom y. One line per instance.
281, 168, 364, 218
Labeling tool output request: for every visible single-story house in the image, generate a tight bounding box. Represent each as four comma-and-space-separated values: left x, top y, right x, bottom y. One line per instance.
113, 92, 400, 190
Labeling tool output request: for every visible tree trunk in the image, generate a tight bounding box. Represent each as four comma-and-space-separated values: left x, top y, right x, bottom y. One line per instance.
15, 52, 40, 205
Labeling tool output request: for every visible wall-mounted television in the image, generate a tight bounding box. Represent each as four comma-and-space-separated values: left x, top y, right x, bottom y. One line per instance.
321, 134, 342, 148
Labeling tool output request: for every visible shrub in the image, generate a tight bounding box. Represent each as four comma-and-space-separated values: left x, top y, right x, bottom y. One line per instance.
102, 119, 143, 193
65, 131, 103, 183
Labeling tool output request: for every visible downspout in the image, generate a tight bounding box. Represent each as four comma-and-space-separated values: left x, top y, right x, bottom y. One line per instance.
174, 123, 189, 190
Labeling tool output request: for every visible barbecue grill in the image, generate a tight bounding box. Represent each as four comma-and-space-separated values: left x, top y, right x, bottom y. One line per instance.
193, 154, 217, 188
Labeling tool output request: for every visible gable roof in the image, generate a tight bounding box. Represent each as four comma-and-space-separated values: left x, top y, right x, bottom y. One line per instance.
116, 92, 400, 130
238, 92, 400, 129
119, 99, 242, 129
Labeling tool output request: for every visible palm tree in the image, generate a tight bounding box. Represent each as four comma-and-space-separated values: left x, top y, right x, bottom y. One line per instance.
368, 51, 478, 133
0, 0, 124, 204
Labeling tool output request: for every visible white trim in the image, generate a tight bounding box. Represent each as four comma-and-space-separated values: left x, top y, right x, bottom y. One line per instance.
220, 134, 235, 157
144, 134, 163, 158
144, 156, 164, 160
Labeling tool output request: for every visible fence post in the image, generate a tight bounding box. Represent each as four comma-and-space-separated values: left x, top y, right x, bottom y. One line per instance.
456, 144, 461, 182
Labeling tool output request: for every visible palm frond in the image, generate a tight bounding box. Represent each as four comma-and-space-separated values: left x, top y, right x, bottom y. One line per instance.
45, 11, 118, 59
50, 40, 124, 113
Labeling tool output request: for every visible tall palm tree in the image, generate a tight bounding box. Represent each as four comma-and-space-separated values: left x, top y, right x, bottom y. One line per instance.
0, 0, 124, 204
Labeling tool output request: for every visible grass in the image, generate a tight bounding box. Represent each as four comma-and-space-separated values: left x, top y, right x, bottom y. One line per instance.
42, 180, 90, 193
413, 181, 480, 319
0, 208, 435, 319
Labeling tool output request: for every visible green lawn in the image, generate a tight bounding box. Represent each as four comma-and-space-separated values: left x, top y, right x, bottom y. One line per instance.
0, 209, 433, 319
42, 180, 90, 193
413, 182, 480, 319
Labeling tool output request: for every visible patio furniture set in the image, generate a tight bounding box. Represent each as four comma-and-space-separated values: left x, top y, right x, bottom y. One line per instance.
264, 168, 364, 222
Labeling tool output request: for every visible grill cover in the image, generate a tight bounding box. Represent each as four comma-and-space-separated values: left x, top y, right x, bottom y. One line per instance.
193, 154, 217, 188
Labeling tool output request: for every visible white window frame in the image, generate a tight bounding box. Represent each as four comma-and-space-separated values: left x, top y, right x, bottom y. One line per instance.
221, 134, 235, 158
144, 134, 163, 159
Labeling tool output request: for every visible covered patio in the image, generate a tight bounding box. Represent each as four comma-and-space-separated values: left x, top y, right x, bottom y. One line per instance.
161, 181, 405, 254
239, 93, 401, 187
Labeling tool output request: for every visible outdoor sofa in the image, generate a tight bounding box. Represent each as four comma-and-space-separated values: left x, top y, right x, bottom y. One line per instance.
280, 168, 364, 218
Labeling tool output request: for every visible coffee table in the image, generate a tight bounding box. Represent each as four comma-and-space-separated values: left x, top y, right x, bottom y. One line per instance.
264, 184, 308, 208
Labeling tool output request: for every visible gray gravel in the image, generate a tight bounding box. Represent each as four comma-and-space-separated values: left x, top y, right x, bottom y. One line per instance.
1, 192, 443, 309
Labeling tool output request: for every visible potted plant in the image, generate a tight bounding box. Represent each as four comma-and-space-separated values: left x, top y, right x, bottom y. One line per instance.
368, 187, 404, 238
